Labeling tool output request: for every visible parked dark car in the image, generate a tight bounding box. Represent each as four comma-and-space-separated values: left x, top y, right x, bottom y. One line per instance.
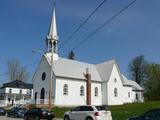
127, 108, 160, 120
0, 107, 6, 115
24, 108, 55, 120
7, 107, 27, 118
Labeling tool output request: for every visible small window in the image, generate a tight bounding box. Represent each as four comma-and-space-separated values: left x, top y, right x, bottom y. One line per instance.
20, 89, 22, 94
9, 89, 12, 94
95, 87, 98, 97
136, 93, 139, 100
42, 72, 46, 81
114, 78, 117, 83
29, 89, 32, 95
114, 88, 118, 97
26, 90, 30, 95
128, 92, 130, 98
63, 84, 68, 95
80, 86, 84, 96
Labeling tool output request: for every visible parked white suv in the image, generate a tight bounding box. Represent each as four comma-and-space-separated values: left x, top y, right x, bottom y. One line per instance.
64, 105, 112, 120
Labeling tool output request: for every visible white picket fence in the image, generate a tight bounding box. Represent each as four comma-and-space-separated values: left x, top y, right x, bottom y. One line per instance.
0, 99, 54, 107
0, 99, 33, 107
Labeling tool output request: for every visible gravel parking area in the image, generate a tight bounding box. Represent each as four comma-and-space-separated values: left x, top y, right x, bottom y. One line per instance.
0, 116, 63, 120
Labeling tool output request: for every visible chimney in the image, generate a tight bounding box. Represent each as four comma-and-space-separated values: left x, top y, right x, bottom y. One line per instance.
86, 68, 91, 105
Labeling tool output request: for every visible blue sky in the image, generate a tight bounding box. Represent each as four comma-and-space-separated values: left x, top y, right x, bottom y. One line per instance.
0, 0, 160, 83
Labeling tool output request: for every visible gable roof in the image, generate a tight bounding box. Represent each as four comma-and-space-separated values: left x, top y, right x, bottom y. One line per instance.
1, 80, 33, 89
96, 60, 115, 82
96, 60, 125, 84
122, 75, 144, 91
42, 53, 143, 91
44, 54, 102, 82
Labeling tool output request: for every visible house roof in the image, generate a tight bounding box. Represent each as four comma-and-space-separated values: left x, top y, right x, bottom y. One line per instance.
1, 80, 33, 89
44, 54, 102, 82
44, 53, 143, 91
96, 60, 115, 82
122, 75, 144, 91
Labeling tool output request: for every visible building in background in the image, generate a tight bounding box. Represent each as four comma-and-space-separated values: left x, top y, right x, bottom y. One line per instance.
0, 80, 33, 107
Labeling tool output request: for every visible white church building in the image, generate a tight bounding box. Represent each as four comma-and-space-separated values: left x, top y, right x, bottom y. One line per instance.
33, 7, 144, 106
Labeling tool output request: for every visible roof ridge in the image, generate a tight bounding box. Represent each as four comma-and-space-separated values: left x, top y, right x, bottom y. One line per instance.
96, 59, 116, 66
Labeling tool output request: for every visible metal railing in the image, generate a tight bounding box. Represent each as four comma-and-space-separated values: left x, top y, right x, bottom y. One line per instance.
35, 99, 54, 105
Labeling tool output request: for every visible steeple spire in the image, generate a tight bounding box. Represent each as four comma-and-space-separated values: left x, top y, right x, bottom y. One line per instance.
46, 3, 58, 53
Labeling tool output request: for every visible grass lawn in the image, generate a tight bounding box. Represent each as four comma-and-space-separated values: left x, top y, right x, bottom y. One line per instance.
51, 101, 160, 120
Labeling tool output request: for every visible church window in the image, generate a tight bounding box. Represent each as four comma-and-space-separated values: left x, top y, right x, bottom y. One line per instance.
80, 86, 84, 96
9, 89, 12, 94
128, 92, 130, 98
95, 87, 98, 96
136, 93, 139, 100
42, 72, 46, 81
63, 84, 68, 95
114, 88, 118, 97
114, 78, 117, 83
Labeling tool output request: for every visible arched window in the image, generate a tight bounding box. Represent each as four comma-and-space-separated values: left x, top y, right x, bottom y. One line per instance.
80, 86, 84, 96
114, 88, 118, 97
114, 78, 117, 83
128, 92, 130, 98
42, 72, 46, 81
40, 88, 45, 99
63, 84, 68, 95
35, 92, 37, 104
136, 93, 139, 100
95, 87, 98, 97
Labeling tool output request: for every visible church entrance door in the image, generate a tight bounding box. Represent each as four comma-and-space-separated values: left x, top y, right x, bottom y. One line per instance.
40, 88, 45, 104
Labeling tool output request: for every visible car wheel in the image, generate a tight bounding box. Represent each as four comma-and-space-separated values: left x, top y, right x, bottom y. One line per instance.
36, 116, 40, 120
24, 115, 28, 120
48, 116, 54, 120
86, 117, 93, 120
64, 115, 70, 120
47, 117, 52, 120
14, 114, 18, 118
7, 114, 10, 117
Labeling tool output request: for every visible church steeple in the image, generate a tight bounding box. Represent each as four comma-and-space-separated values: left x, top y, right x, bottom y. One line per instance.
46, 4, 58, 53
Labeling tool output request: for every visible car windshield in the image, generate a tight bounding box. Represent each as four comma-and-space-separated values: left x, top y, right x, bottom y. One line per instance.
95, 106, 107, 111
41, 109, 49, 112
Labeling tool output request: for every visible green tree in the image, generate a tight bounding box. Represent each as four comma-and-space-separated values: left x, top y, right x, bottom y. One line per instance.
6, 59, 29, 81
68, 51, 75, 60
128, 55, 148, 85
144, 63, 160, 101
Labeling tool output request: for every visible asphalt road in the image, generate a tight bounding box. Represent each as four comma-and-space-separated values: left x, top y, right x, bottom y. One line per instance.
0, 116, 23, 120
0, 116, 63, 120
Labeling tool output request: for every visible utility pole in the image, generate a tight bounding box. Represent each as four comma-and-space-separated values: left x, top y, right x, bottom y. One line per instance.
49, 41, 54, 109
85, 68, 91, 105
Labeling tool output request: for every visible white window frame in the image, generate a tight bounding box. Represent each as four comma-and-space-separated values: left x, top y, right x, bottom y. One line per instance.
80, 86, 84, 96
128, 92, 130, 98
114, 88, 118, 97
63, 84, 68, 95
95, 87, 98, 97
9, 88, 12, 94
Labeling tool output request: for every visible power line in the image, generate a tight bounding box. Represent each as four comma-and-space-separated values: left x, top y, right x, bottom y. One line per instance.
62, 0, 137, 56
59, 0, 107, 50
0, 0, 137, 80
